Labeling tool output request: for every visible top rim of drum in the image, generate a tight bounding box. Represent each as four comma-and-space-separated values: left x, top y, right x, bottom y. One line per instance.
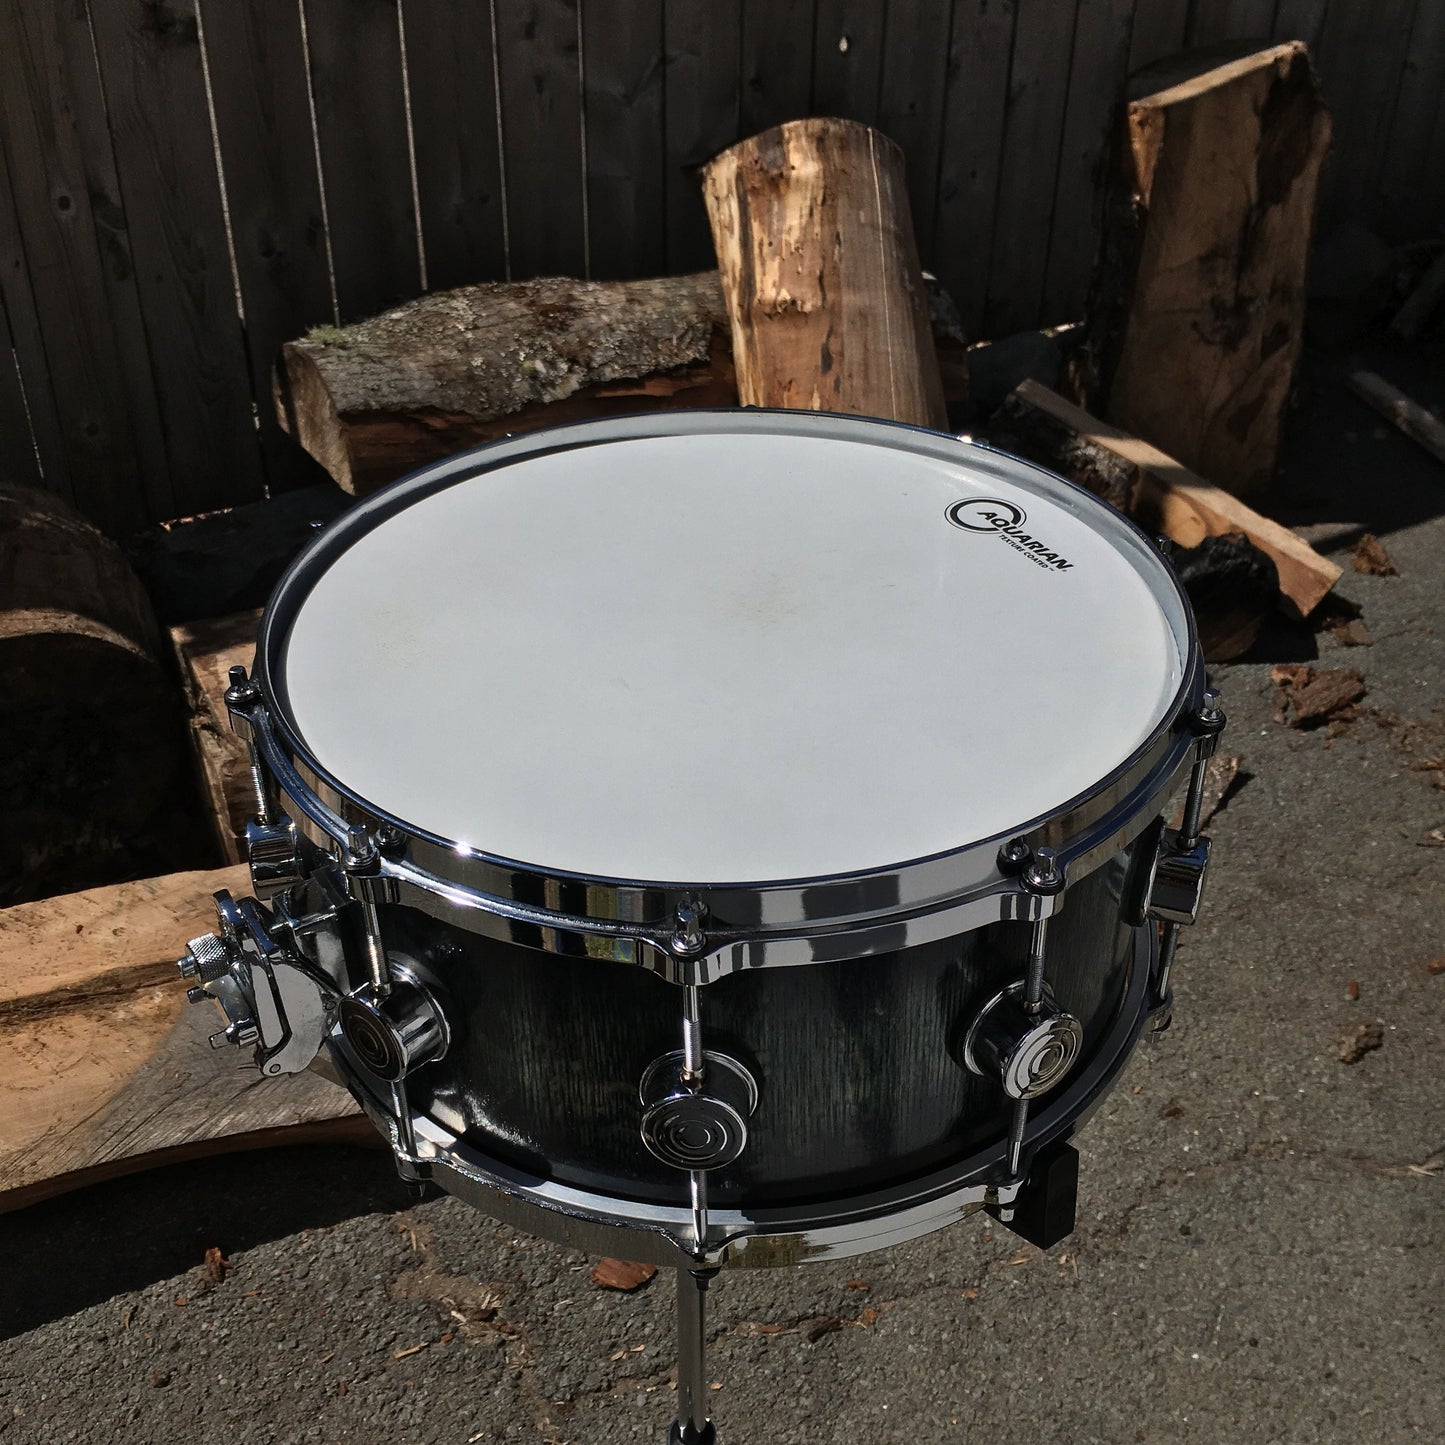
258, 409, 1199, 894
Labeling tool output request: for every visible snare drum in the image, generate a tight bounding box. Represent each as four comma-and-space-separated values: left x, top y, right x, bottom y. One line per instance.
190, 410, 1221, 1270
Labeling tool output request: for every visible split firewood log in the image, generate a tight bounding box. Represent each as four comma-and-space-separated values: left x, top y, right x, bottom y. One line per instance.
702, 117, 947, 429
1078, 43, 1331, 498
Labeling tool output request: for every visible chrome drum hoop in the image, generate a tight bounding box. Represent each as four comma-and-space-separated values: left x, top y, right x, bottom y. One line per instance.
334, 925, 1155, 1269
247, 410, 1205, 973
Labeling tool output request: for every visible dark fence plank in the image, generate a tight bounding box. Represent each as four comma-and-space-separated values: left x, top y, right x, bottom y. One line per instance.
1189, 0, 1278, 46
739, 0, 816, 136
1128, 0, 1190, 71
0, 291, 42, 491
89, 0, 262, 520
1272, 0, 1329, 50
402, 0, 507, 292
1378, 0, 1445, 237
1043, 0, 1134, 323
663, 1, 741, 272
200, 0, 334, 492
877, 0, 954, 248
1315, 0, 1417, 226
302, 0, 420, 319
583, 0, 666, 279
812, 1, 885, 125
933, 0, 1021, 337
985, 0, 1080, 335
0, 0, 172, 531
496, 0, 587, 279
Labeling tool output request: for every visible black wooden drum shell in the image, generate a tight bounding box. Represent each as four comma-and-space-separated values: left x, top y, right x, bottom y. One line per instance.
389, 846, 1143, 1211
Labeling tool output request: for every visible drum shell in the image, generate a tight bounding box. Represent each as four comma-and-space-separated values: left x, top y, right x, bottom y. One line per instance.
379, 845, 1147, 1212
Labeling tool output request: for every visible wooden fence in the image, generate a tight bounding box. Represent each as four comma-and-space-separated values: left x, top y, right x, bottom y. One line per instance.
2, 0, 1443, 534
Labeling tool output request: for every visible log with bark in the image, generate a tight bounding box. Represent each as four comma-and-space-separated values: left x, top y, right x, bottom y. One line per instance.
985, 381, 1341, 621
702, 118, 946, 428
0, 866, 366, 1211
275, 274, 738, 495
0, 484, 189, 904
1078, 43, 1331, 499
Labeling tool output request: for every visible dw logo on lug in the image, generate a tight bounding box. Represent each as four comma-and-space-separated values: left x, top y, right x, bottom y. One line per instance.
946, 497, 1074, 572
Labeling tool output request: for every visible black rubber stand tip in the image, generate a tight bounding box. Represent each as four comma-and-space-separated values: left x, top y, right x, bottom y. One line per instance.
987, 1141, 1079, 1250
667, 1422, 717, 1445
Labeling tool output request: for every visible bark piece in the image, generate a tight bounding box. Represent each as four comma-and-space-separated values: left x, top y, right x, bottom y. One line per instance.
702, 118, 946, 428
275, 274, 737, 495
0, 866, 366, 1210
1084, 44, 1331, 498
1338, 1020, 1383, 1065
985, 381, 1341, 617
1351, 533, 1397, 576
0, 484, 186, 904
590, 1259, 657, 1292
1271, 664, 1367, 728
170, 610, 263, 864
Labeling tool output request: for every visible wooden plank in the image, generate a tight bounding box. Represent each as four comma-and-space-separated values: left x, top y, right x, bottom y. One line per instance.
1313, 0, 1417, 227
1128, 0, 1191, 71
88, 0, 264, 518
985, 0, 1081, 333
495, 0, 587, 279
1043, 0, 1135, 323
582, 0, 667, 279
0, 867, 364, 1211
932, 0, 1019, 337
1011, 380, 1343, 616
302, 0, 420, 319
738, 0, 816, 136
812, 0, 885, 125
662, 0, 742, 274
198, 0, 335, 492
877, 0, 955, 252
401, 0, 507, 292
1377, 2, 1445, 237
0, 0, 173, 532
171, 610, 263, 866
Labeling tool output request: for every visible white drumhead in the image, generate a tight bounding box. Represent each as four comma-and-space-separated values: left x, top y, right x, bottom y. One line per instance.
279, 422, 1186, 883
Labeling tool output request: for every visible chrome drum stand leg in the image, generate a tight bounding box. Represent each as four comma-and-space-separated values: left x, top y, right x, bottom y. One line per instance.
669, 1268, 719, 1445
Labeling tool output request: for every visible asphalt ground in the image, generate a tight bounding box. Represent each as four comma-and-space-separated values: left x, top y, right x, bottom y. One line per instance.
1, 346, 1441, 1444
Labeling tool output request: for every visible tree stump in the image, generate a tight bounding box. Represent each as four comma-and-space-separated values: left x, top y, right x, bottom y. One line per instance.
702, 118, 947, 429
1082, 44, 1331, 498
0, 484, 186, 903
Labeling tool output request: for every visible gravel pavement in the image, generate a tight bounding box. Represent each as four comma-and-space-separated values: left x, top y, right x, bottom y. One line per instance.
1, 349, 1441, 1444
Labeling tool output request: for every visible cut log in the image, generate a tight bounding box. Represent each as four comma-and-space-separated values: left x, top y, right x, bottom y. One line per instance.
0, 484, 188, 905
0, 866, 365, 1212
702, 118, 947, 429
1168, 533, 1280, 661
275, 273, 737, 495
986, 382, 1341, 618
171, 610, 263, 864
1344, 369, 1445, 469
1082, 44, 1331, 498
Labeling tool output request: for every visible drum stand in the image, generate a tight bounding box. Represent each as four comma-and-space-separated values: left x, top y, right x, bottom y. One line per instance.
669, 1267, 719, 1445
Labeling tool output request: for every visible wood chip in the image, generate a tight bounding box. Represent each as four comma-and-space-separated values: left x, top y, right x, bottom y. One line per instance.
590, 1258, 658, 1292
1329, 617, 1373, 647
845, 1278, 870, 1292
737, 1321, 785, 1336
1272, 665, 1367, 728
1351, 533, 1398, 576
961, 1288, 979, 1301
1346, 980, 1360, 1000
1160, 1098, 1185, 1118
149, 1371, 170, 1389
393, 1342, 430, 1359
1426, 956, 1445, 975
801, 1316, 843, 1342
859, 1306, 880, 1325
1197, 752, 1243, 829
1421, 828, 1445, 848
203, 1246, 230, 1284
1338, 1019, 1384, 1064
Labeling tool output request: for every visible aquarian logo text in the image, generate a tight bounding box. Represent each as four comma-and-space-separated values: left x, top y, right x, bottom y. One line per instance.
945, 498, 1073, 572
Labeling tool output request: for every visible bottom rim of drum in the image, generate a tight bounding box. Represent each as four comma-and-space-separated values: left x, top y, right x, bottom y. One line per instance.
337, 926, 1154, 1270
